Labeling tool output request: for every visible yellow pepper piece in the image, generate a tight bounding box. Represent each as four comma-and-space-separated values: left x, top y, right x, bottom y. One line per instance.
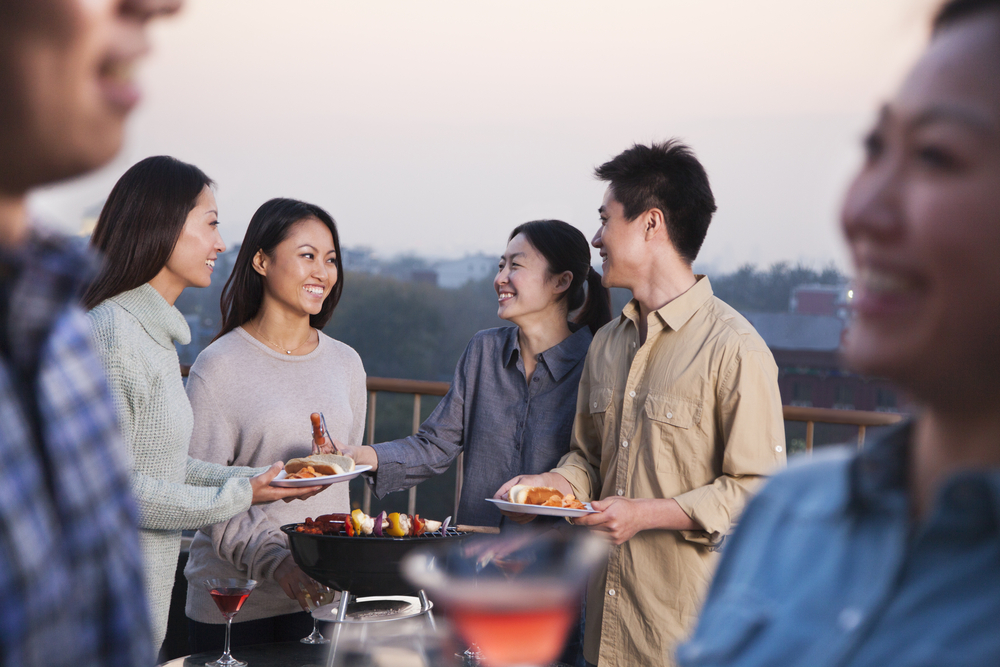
386, 512, 406, 537
350, 509, 365, 536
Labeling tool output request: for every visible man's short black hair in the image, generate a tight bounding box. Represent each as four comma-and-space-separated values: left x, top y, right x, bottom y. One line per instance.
594, 140, 717, 265
934, 0, 1000, 32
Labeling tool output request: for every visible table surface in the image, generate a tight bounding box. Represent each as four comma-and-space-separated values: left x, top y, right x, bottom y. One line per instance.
159, 641, 575, 667
159, 641, 328, 667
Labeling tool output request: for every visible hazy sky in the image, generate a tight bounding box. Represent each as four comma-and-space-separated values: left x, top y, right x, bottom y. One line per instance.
30, 0, 936, 273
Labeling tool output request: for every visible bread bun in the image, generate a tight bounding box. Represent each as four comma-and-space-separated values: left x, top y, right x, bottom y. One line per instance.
509, 485, 565, 505
285, 453, 356, 476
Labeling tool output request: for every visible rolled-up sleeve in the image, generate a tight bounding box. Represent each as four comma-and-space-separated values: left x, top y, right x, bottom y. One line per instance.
673, 348, 786, 545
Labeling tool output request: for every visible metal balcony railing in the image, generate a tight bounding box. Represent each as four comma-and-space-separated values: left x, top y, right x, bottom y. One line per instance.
181, 366, 906, 515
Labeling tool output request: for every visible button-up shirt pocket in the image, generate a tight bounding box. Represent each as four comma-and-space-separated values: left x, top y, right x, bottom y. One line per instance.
589, 385, 614, 439
674, 594, 771, 666
645, 393, 704, 475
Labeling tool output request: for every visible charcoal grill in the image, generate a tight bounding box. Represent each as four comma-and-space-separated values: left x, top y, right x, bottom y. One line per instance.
282, 524, 471, 665
281, 524, 470, 596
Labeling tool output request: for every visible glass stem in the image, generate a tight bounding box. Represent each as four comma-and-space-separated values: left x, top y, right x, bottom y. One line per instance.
223, 617, 233, 660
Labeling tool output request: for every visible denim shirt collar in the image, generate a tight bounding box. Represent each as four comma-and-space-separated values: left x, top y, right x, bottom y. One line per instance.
848, 419, 1000, 528
849, 421, 912, 514
501, 324, 593, 382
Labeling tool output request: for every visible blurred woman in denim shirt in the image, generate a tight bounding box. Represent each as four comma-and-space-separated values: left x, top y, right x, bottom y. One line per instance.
678, 1, 1000, 665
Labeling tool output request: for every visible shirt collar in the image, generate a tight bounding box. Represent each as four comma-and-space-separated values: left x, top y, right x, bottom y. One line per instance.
501, 325, 593, 382
849, 420, 912, 513
110, 283, 191, 349
849, 420, 1000, 523
0, 229, 96, 372
619, 275, 714, 333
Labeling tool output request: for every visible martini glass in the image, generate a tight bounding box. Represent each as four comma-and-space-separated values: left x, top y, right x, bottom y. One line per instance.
299, 583, 337, 644
203, 578, 257, 667
402, 528, 607, 667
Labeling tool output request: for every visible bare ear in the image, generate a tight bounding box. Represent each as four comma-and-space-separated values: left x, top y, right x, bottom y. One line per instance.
645, 208, 667, 241
251, 249, 268, 276
553, 270, 573, 295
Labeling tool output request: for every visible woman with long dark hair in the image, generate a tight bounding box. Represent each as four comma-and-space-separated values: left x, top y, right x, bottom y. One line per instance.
340, 219, 611, 528
85, 156, 321, 654
182, 198, 365, 650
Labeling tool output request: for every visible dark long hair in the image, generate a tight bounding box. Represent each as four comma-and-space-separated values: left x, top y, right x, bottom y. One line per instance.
83, 156, 214, 310
508, 220, 612, 334
215, 198, 343, 341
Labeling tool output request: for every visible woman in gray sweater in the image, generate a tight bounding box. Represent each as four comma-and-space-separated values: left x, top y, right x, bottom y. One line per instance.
183, 198, 365, 651
84, 157, 322, 655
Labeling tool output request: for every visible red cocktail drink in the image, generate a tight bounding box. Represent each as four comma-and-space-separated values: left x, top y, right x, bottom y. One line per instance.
403, 528, 608, 667
209, 589, 251, 619
449, 603, 576, 666
202, 578, 257, 667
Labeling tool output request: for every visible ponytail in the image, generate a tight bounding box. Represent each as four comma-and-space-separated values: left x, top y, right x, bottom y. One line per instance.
573, 267, 612, 334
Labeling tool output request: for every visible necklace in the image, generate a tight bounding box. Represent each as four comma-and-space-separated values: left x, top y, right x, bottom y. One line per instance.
248, 319, 313, 355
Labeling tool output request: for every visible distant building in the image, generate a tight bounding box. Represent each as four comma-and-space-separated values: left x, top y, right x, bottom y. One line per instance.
744, 310, 904, 413
789, 283, 853, 318
410, 270, 438, 286
434, 254, 497, 289
341, 246, 380, 275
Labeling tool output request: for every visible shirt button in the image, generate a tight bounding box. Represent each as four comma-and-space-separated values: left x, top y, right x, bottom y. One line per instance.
617, 488, 624, 495
593, 402, 598, 408
532, 376, 539, 382
776, 445, 783, 453
838, 608, 863, 631
622, 440, 629, 448
629, 391, 636, 398
666, 412, 673, 419
608, 589, 616, 596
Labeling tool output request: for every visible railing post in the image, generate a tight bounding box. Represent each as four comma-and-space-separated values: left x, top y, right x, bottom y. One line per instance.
454, 452, 464, 523
408, 394, 421, 517
805, 421, 815, 454
362, 391, 377, 515
857, 425, 866, 450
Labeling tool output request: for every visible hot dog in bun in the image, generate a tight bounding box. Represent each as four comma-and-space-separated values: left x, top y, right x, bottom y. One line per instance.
285, 453, 355, 478
508, 485, 586, 509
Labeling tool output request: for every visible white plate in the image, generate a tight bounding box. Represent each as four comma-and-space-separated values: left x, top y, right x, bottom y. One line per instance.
485, 497, 597, 518
270, 465, 371, 487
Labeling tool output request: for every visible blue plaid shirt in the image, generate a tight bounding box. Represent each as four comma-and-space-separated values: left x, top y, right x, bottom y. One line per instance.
0, 232, 153, 667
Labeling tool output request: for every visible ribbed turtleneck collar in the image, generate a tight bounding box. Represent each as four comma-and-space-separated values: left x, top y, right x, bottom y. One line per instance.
110, 283, 191, 349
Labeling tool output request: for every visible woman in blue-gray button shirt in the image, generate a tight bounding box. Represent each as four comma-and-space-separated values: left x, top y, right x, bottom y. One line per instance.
677, 1, 1000, 665
339, 220, 611, 528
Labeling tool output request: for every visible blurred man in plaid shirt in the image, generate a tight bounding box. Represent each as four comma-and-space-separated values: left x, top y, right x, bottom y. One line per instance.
0, 1, 181, 665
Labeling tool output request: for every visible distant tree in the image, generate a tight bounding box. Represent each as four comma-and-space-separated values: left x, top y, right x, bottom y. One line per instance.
324, 272, 509, 382
710, 262, 847, 313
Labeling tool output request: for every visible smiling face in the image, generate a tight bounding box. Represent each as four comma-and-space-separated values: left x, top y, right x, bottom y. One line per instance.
0, 0, 181, 192
840, 13, 1000, 408
155, 186, 224, 298
494, 233, 571, 324
256, 217, 339, 318
593, 186, 649, 290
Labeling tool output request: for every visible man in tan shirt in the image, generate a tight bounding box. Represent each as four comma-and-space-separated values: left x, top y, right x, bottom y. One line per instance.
497, 140, 786, 667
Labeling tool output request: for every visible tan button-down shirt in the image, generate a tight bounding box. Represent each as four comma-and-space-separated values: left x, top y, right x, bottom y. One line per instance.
553, 276, 786, 667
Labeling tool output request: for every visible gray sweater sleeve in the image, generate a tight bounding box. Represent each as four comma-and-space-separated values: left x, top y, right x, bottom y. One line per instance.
89, 310, 254, 531
186, 457, 267, 486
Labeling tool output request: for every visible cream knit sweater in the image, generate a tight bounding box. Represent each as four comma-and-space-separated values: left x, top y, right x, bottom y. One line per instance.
88, 284, 261, 652
183, 327, 365, 624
